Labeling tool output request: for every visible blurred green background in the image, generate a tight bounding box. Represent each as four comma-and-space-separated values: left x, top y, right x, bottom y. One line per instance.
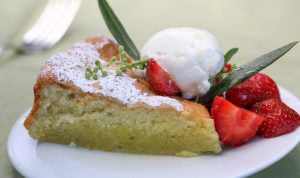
0, 0, 299, 177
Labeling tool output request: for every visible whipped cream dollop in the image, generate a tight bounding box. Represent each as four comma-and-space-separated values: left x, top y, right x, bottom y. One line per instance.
141, 27, 224, 99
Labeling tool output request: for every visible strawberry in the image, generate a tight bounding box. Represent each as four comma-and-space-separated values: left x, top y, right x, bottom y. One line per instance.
214, 64, 234, 84
225, 73, 280, 108
251, 99, 300, 138
225, 63, 232, 73
146, 59, 181, 96
211, 96, 264, 146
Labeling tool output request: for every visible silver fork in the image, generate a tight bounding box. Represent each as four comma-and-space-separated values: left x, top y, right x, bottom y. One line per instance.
0, 0, 81, 64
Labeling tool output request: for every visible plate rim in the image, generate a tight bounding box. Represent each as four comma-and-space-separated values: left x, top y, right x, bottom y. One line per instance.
7, 86, 300, 178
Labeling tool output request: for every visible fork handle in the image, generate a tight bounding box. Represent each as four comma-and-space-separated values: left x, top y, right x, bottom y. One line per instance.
0, 46, 17, 65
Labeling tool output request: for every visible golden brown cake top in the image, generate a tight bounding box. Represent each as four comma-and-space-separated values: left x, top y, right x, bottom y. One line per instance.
39, 37, 184, 111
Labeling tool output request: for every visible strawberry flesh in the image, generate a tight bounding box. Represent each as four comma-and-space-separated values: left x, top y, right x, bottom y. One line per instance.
211, 96, 264, 146
251, 99, 300, 138
146, 59, 181, 96
225, 73, 280, 108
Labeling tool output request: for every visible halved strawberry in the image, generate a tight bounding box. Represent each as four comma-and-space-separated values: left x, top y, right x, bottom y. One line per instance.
251, 99, 300, 138
146, 59, 180, 96
211, 96, 264, 146
225, 73, 280, 108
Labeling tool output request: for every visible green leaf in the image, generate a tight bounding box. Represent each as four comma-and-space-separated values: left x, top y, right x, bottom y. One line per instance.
198, 41, 298, 104
98, 0, 140, 60
224, 48, 239, 63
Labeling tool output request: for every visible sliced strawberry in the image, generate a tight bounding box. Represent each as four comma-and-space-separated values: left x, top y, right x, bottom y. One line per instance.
146, 59, 180, 96
251, 99, 300, 138
225, 73, 280, 108
211, 96, 264, 146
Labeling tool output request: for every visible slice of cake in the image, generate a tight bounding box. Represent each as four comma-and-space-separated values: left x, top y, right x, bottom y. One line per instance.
24, 36, 221, 156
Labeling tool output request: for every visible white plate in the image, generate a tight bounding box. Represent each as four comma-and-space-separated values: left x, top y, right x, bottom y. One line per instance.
8, 87, 300, 178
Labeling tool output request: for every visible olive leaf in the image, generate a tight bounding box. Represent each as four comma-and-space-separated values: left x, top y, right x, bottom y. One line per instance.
198, 41, 298, 104
224, 48, 239, 63
98, 0, 140, 60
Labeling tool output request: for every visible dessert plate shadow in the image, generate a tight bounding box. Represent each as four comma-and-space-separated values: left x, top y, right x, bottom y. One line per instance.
8, 87, 300, 178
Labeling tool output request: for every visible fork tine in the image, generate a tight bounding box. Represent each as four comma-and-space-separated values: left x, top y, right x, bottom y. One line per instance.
28, 0, 69, 48
23, 0, 81, 51
23, 0, 60, 46
37, 0, 81, 48
24, 0, 65, 49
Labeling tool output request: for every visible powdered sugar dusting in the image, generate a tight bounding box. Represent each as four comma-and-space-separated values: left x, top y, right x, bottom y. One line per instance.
40, 40, 183, 111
